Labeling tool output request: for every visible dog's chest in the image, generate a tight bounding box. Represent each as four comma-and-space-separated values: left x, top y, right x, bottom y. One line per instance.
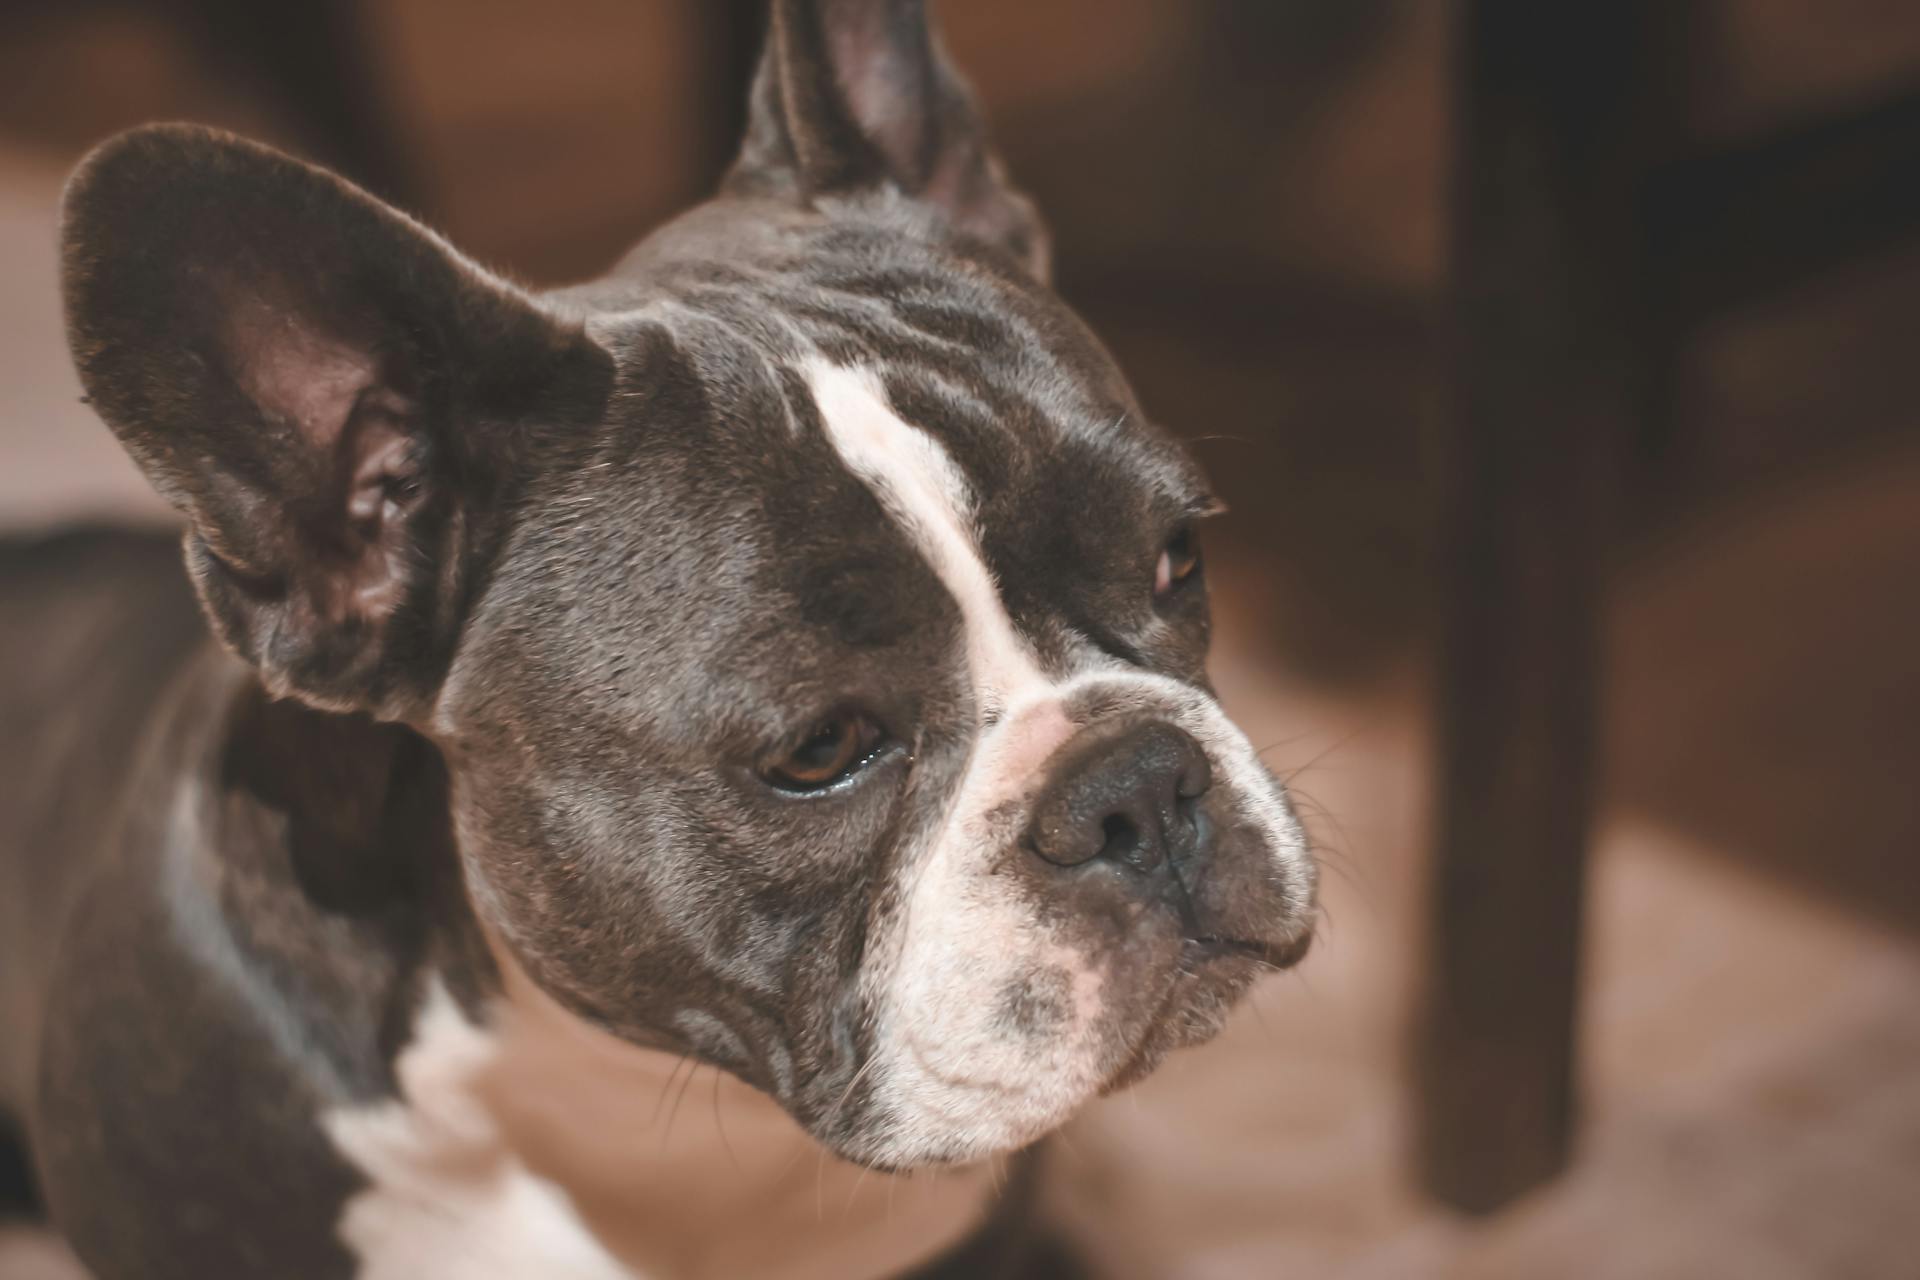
320, 977, 996, 1280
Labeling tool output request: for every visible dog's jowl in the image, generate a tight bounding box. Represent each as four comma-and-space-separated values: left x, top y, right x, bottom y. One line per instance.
0, 1, 1316, 1276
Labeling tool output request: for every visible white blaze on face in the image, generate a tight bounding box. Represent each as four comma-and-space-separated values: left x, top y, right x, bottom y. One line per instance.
805, 358, 1044, 706
804, 359, 1312, 1166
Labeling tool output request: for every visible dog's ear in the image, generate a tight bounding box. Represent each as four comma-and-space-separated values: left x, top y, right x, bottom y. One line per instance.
732, 0, 1050, 280
62, 125, 610, 718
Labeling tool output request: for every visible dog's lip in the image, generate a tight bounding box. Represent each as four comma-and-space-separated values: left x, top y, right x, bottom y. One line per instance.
1099, 929, 1308, 1096
1182, 929, 1313, 970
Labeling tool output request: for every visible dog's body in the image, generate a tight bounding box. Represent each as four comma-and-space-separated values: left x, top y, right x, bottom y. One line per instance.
0, 3, 1315, 1276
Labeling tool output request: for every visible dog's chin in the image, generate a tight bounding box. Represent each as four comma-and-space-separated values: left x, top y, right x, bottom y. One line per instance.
1102, 934, 1306, 1093
824, 931, 1312, 1172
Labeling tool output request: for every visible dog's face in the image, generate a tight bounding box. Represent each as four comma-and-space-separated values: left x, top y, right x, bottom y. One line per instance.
61, 0, 1313, 1168
438, 228, 1317, 1167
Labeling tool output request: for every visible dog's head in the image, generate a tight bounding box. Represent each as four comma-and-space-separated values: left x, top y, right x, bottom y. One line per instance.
61, 0, 1314, 1168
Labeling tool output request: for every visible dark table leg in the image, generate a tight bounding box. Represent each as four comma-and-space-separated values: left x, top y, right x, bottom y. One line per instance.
697, 0, 771, 189
185, 0, 421, 213
1415, 0, 1663, 1214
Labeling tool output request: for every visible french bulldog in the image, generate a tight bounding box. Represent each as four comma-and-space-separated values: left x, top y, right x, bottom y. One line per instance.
0, 0, 1317, 1276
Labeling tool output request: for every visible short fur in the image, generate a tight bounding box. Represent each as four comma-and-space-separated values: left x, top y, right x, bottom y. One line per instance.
0, 2, 1315, 1276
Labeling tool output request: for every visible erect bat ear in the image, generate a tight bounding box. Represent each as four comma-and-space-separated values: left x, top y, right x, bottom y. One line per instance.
730, 0, 1051, 280
61, 124, 612, 717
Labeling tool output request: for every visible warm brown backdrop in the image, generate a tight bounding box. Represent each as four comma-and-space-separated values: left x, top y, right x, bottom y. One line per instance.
1, 2, 1917, 1276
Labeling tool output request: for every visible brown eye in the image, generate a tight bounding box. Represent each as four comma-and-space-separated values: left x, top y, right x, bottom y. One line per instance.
1154, 526, 1201, 598
762, 714, 884, 792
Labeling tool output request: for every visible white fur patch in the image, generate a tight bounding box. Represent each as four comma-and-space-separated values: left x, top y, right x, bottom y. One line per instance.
323, 985, 638, 1280
803, 358, 1313, 1165
324, 953, 993, 1280
805, 360, 1043, 709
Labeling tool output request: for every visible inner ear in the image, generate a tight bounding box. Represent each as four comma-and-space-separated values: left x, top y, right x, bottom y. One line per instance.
174, 257, 459, 696
733, 0, 1051, 279
216, 284, 425, 585
821, 0, 941, 185
63, 124, 611, 716
222, 288, 388, 456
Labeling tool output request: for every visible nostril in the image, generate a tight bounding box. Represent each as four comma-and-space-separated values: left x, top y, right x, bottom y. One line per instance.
1099, 812, 1140, 863
1027, 720, 1208, 875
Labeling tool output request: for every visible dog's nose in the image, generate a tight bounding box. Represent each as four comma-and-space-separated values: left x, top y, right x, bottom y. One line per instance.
1028, 721, 1211, 874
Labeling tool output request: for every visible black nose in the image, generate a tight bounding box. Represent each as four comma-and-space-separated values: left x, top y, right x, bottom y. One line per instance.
1028, 721, 1212, 873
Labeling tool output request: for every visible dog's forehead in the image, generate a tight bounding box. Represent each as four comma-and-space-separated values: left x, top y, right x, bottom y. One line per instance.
458, 210, 1219, 758
560, 212, 1210, 625
575, 207, 1197, 481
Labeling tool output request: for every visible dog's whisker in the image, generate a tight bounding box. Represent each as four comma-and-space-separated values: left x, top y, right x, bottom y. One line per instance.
1286, 786, 1382, 913
661, 1058, 702, 1148
842, 1160, 874, 1219
824, 1053, 882, 1129
709, 1067, 743, 1173
813, 1141, 830, 1225
649, 1052, 695, 1129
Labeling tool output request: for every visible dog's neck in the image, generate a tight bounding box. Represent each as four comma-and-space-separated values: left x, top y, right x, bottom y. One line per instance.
323, 939, 998, 1280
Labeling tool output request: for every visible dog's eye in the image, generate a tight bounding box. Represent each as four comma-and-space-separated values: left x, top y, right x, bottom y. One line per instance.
762, 713, 886, 793
1154, 526, 1202, 598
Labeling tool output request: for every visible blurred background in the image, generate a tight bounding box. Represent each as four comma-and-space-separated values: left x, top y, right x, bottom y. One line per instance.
0, 1, 1916, 1277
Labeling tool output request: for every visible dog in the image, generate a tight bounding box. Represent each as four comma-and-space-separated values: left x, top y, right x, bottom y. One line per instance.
0, 1, 1317, 1275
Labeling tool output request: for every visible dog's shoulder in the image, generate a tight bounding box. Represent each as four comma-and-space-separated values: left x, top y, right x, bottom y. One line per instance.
19, 627, 485, 1278
1, 526, 208, 1107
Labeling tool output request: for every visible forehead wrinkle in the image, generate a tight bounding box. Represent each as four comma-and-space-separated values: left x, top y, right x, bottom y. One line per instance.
802, 357, 1043, 708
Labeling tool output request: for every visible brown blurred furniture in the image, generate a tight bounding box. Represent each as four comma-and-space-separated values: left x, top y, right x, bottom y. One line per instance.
0, 0, 420, 207
1418, 0, 1920, 1215
178, 0, 419, 209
